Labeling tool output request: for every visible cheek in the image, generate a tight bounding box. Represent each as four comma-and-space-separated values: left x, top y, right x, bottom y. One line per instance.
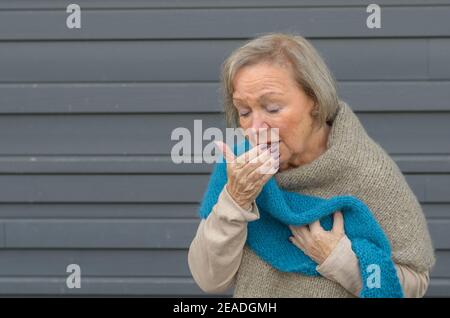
278, 116, 309, 154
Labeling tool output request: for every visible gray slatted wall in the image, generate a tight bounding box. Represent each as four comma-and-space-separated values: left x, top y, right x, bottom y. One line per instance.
0, 0, 449, 296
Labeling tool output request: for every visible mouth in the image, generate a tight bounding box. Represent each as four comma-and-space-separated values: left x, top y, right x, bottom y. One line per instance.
258, 140, 280, 147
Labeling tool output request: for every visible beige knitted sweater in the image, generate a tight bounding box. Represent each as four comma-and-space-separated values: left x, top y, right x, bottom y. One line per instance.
189, 101, 435, 297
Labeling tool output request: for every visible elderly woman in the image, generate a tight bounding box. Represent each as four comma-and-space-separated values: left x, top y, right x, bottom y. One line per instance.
188, 33, 435, 298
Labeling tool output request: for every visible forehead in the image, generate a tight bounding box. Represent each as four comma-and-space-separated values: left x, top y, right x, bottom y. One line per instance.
232, 63, 294, 100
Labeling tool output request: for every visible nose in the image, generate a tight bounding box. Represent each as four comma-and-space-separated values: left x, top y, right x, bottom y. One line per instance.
250, 114, 269, 131
250, 115, 271, 144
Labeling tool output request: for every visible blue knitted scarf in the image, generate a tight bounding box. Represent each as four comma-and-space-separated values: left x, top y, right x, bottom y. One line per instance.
199, 139, 403, 298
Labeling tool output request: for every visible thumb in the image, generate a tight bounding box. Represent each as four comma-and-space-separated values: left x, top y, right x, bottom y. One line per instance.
214, 140, 235, 163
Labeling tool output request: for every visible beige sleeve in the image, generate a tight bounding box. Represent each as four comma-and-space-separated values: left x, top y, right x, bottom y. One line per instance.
188, 186, 260, 294
316, 235, 430, 298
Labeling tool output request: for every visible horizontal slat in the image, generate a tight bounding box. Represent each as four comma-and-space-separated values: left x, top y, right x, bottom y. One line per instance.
423, 204, 450, 219
0, 203, 200, 219
0, 224, 4, 247
406, 175, 450, 203
1, 7, 450, 40
0, 83, 223, 113
0, 114, 223, 156
0, 276, 446, 296
431, 250, 450, 278
2, 219, 200, 248
0, 156, 214, 174
0, 249, 191, 277
427, 220, 450, 250
0, 276, 205, 296
0, 113, 448, 155
426, 278, 450, 297
0, 202, 446, 220
0, 175, 210, 203
0, 248, 447, 278
392, 155, 450, 173
2, 0, 450, 10
0, 155, 449, 174
358, 113, 450, 155
0, 218, 447, 249
0, 203, 447, 220
0, 174, 447, 203
430, 39, 450, 79
2, 81, 450, 114
338, 82, 450, 112
0, 39, 437, 82
0, 173, 441, 203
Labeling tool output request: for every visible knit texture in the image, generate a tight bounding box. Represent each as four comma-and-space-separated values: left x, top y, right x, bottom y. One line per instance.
200, 101, 435, 298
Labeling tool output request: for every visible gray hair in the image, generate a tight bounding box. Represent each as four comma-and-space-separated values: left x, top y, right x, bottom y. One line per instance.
220, 33, 339, 129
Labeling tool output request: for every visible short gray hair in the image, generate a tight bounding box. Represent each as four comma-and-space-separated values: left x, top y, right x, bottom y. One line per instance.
221, 33, 339, 128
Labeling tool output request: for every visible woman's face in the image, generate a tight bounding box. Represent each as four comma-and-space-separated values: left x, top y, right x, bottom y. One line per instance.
232, 62, 319, 170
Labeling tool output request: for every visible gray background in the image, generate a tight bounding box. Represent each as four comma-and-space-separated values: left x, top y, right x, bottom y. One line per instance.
0, 0, 449, 297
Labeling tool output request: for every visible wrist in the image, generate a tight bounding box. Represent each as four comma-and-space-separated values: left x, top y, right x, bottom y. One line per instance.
225, 184, 252, 211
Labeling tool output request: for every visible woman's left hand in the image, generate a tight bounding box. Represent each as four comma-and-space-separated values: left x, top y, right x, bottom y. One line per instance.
289, 212, 345, 265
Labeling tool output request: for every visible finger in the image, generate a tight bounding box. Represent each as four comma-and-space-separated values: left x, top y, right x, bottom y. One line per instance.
332, 211, 345, 235
258, 163, 278, 182
309, 220, 325, 235
289, 224, 302, 236
261, 156, 279, 175
298, 225, 313, 242
247, 161, 278, 190
248, 147, 272, 166
214, 141, 235, 163
231, 149, 272, 190
269, 141, 280, 155
247, 155, 277, 177
289, 235, 305, 250
237, 143, 267, 165
289, 224, 310, 240
245, 156, 272, 182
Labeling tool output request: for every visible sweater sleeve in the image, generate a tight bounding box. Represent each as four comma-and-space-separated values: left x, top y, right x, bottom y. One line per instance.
188, 186, 260, 294
316, 236, 430, 298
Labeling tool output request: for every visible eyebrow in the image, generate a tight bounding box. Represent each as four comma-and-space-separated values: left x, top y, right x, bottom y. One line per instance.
233, 92, 283, 104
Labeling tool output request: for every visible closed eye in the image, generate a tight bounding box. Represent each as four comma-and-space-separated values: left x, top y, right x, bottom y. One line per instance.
266, 105, 281, 113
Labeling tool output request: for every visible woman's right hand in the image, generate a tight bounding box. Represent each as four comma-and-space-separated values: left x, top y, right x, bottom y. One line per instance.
215, 140, 279, 210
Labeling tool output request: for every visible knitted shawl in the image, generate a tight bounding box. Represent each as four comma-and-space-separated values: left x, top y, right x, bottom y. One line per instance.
199, 101, 435, 298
